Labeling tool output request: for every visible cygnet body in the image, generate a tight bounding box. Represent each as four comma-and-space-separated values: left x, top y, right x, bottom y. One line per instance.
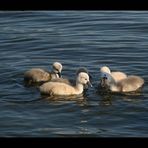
39, 72, 91, 96
24, 62, 62, 85
101, 72, 144, 93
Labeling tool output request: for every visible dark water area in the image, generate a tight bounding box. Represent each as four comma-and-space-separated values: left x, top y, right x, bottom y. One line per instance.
0, 11, 148, 137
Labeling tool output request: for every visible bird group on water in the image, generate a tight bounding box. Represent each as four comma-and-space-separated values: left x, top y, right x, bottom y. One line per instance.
24, 62, 144, 97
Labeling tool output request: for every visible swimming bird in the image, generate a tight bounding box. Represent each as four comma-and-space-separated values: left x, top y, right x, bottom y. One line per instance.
100, 72, 144, 93
50, 67, 92, 89
100, 66, 127, 83
24, 62, 62, 85
39, 72, 92, 96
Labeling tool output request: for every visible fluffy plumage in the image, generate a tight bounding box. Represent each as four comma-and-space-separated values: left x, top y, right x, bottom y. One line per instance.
39, 72, 92, 96
24, 62, 62, 85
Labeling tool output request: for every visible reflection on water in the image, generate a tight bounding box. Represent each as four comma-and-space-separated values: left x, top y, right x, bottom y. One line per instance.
99, 95, 113, 106
96, 84, 145, 106
41, 93, 84, 100
40, 93, 87, 103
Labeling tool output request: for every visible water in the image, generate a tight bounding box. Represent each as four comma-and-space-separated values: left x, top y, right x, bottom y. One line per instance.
0, 11, 148, 137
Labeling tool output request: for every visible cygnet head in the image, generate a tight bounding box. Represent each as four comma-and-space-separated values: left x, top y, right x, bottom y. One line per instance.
100, 66, 111, 76
77, 72, 92, 87
76, 67, 92, 82
100, 66, 111, 81
100, 72, 115, 87
52, 62, 63, 77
